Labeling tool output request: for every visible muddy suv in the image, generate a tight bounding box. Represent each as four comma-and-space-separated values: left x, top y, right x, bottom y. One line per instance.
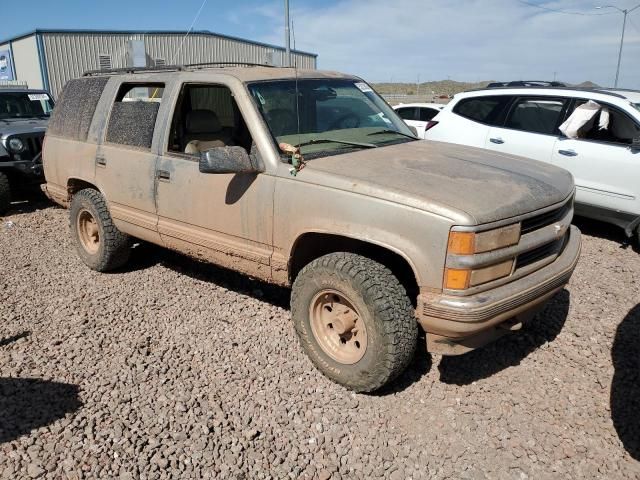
42, 65, 581, 392
0, 87, 53, 214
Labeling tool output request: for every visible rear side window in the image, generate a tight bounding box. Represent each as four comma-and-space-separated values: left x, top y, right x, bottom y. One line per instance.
453, 96, 510, 125
505, 98, 566, 135
47, 77, 109, 141
396, 107, 417, 120
105, 83, 164, 149
419, 107, 439, 121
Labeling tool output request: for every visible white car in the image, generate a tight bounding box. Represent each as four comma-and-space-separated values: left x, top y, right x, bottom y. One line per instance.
425, 86, 640, 241
393, 102, 444, 138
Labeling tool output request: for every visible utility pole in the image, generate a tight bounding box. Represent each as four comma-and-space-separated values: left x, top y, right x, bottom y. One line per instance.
416, 74, 420, 96
596, 3, 640, 87
284, 0, 291, 67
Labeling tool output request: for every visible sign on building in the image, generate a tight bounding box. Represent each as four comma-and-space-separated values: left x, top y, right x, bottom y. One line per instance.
0, 50, 14, 80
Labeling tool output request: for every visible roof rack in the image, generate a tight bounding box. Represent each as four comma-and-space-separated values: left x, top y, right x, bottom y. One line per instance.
83, 62, 275, 77
468, 85, 629, 99
487, 80, 567, 88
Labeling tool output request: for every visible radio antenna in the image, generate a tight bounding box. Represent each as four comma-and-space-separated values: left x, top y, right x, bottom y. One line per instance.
171, 0, 208, 64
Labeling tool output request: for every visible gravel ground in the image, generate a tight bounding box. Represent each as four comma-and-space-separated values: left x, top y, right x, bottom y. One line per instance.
1, 198, 640, 480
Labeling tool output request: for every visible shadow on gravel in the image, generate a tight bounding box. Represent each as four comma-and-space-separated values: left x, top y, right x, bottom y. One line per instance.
611, 304, 640, 461
0, 331, 30, 347
0, 378, 81, 443
573, 216, 639, 253
159, 250, 291, 309
2, 189, 55, 216
438, 289, 570, 386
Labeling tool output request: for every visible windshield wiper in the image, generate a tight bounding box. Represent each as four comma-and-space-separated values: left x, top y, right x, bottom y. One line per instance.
295, 138, 377, 149
367, 129, 417, 139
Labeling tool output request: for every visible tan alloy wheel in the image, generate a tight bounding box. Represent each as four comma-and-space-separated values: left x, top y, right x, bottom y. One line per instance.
77, 209, 100, 254
309, 289, 368, 364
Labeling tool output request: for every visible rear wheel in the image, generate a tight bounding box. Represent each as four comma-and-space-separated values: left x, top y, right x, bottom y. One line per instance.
0, 172, 10, 215
70, 189, 131, 271
291, 252, 418, 392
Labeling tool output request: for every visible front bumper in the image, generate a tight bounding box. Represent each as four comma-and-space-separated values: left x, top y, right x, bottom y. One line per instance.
0, 156, 44, 178
417, 225, 581, 355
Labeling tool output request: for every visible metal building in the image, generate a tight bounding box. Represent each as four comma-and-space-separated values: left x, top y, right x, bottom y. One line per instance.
0, 29, 318, 98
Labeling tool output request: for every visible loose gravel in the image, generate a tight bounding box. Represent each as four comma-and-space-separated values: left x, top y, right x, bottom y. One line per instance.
1, 199, 639, 479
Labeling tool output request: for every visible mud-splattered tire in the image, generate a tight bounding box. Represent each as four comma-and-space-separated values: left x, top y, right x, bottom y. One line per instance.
291, 252, 418, 392
0, 172, 10, 215
70, 188, 131, 272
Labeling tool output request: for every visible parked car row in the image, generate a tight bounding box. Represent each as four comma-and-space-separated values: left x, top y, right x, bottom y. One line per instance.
5, 69, 637, 392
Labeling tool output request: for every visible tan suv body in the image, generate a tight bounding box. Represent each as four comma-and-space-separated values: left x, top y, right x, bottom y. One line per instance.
42, 65, 581, 391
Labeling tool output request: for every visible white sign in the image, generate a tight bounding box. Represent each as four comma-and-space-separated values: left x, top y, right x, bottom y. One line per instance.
28, 93, 50, 101
354, 82, 373, 93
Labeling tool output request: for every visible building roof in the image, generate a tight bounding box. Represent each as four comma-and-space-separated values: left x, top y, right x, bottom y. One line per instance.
0, 28, 318, 58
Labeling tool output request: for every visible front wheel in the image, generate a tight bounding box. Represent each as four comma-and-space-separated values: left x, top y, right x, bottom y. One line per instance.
291, 253, 418, 392
69, 189, 131, 271
0, 172, 10, 215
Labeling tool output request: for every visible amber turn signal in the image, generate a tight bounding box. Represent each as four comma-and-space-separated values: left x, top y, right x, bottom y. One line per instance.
444, 268, 471, 290
447, 231, 475, 255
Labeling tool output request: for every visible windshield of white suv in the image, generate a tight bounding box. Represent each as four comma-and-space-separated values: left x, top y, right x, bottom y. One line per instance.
248, 79, 416, 158
0, 92, 54, 120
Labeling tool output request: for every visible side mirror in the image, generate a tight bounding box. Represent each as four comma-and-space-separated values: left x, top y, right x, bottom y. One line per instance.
408, 126, 419, 137
199, 146, 264, 174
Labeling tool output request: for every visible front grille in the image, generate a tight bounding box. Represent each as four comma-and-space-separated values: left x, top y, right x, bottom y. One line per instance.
521, 203, 570, 234
8, 133, 44, 162
516, 239, 562, 269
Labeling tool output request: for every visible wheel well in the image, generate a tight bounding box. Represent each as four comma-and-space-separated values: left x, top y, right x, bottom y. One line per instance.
289, 233, 419, 305
67, 178, 97, 196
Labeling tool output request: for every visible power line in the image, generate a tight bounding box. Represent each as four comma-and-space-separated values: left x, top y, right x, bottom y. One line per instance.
517, 0, 616, 16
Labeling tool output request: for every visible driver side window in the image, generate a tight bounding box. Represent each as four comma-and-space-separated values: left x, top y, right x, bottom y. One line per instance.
167, 83, 253, 156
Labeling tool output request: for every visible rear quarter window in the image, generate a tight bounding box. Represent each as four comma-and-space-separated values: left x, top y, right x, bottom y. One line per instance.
396, 107, 417, 120
47, 77, 109, 141
105, 83, 163, 149
453, 95, 511, 125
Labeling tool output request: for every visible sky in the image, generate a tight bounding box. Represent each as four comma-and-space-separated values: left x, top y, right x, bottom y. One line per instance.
3, 0, 640, 87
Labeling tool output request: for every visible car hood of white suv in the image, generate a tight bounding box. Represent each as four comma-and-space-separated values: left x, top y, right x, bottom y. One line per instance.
305, 140, 574, 225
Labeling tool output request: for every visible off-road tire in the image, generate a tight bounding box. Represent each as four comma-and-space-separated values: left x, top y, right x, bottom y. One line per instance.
291, 252, 418, 392
70, 188, 131, 271
0, 172, 10, 215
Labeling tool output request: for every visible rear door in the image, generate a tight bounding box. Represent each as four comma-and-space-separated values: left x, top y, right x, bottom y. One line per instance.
484, 96, 568, 164
94, 82, 164, 243
551, 100, 640, 220
426, 95, 510, 147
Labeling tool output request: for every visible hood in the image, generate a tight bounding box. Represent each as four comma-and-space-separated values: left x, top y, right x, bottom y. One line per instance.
0, 117, 49, 138
303, 140, 574, 225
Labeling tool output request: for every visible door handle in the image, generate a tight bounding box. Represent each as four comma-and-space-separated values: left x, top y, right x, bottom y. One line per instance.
96, 155, 106, 167
489, 137, 504, 144
558, 149, 578, 157
157, 170, 171, 181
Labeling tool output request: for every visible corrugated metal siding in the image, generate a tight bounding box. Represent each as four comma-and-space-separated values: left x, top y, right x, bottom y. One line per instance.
42, 32, 316, 98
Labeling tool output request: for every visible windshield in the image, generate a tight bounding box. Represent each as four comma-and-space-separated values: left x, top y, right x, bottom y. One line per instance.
634, 103, 640, 113
0, 92, 54, 120
248, 79, 416, 158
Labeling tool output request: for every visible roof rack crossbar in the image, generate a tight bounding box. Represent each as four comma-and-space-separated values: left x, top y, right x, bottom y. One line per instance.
83, 61, 276, 77
83, 65, 184, 76
469, 85, 628, 99
184, 61, 274, 69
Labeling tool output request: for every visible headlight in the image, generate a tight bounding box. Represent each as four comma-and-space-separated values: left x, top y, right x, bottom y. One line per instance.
8, 138, 24, 152
444, 223, 521, 290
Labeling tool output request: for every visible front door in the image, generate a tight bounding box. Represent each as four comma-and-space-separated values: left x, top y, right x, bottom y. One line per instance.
551, 101, 640, 223
155, 82, 274, 280
94, 82, 165, 243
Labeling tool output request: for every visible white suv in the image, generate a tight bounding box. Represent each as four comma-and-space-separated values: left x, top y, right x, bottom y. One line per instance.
425, 86, 640, 241
393, 102, 444, 138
